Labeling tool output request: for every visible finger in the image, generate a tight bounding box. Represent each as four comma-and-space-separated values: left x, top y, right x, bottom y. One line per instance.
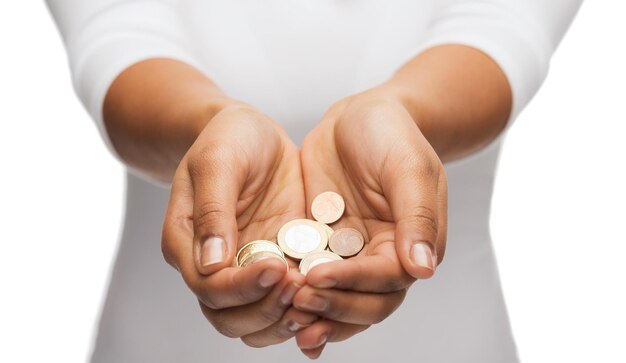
192, 257, 288, 309
382, 142, 444, 279
300, 345, 326, 360
305, 241, 414, 292
293, 284, 406, 325
199, 271, 306, 338
163, 168, 287, 308
187, 143, 243, 275
296, 319, 369, 350
435, 171, 448, 264
240, 306, 319, 347
162, 166, 195, 272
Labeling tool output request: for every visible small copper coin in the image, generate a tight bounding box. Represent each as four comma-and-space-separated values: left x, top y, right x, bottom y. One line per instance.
311, 191, 345, 224
299, 251, 343, 275
328, 228, 365, 257
277, 219, 329, 260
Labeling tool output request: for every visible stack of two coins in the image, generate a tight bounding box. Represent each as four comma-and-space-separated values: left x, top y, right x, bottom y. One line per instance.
236, 192, 365, 275
236, 240, 289, 269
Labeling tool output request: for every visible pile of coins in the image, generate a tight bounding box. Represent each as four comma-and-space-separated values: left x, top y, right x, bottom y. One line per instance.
236, 191, 365, 275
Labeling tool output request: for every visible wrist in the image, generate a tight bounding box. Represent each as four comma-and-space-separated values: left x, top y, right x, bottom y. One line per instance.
189, 96, 246, 140
367, 82, 434, 135
342, 83, 435, 142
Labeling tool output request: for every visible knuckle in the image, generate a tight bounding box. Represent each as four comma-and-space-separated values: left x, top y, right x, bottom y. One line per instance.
231, 273, 263, 304
195, 201, 229, 235
326, 299, 347, 322
402, 206, 438, 241
418, 155, 439, 177
269, 325, 292, 342
400, 152, 441, 180
381, 277, 405, 293
215, 323, 240, 339
257, 304, 283, 325
198, 292, 220, 310
401, 153, 441, 180
199, 302, 239, 338
208, 312, 239, 338
344, 259, 364, 290
194, 284, 221, 310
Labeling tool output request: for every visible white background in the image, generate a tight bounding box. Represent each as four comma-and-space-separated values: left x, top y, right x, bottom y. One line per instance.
0, 1, 624, 362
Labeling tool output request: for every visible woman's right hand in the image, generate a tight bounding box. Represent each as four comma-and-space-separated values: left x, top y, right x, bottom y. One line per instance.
161, 102, 317, 347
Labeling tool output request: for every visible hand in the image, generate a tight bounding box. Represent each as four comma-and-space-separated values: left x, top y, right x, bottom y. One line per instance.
295, 88, 448, 358
161, 102, 316, 347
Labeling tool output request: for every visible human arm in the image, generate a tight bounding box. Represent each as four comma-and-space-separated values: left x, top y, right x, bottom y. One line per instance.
295, 0, 583, 357
45, 0, 315, 346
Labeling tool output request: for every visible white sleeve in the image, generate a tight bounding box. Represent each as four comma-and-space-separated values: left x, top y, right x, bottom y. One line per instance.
418, 0, 583, 124
45, 0, 202, 156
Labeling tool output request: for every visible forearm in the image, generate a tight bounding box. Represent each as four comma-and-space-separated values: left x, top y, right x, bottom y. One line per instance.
382, 45, 512, 163
103, 58, 235, 182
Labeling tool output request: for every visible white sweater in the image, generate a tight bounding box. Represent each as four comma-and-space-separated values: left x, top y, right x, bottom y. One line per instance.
46, 1, 581, 362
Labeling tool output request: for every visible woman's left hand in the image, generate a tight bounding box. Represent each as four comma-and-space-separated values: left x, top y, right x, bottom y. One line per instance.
295, 87, 448, 358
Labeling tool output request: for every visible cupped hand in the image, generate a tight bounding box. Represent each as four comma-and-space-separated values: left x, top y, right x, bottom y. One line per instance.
161, 102, 317, 347
295, 88, 448, 358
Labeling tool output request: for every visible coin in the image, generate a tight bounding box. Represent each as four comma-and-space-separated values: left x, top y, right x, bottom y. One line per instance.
322, 223, 334, 239
240, 250, 289, 269
277, 219, 329, 260
328, 228, 364, 257
299, 250, 343, 275
236, 240, 287, 268
311, 191, 345, 224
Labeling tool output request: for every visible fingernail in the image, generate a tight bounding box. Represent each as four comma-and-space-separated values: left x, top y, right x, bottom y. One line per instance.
301, 349, 319, 360
302, 333, 328, 351
280, 282, 301, 306
200, 236, 226, 267
301, 295, 328, 312
410, 242, 436, 271
259, 269, 283, 288
287, 320, 304, 332
315, 334, 328, 348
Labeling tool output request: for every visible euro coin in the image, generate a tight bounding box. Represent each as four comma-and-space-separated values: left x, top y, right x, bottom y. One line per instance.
236, 240, 287, 268
240, 250, 289, 269
311, 191, 345, 224
277, 219, 329, 260
322, 223, 334, 239
299, 250, 343, 275
328, 228, 364, 257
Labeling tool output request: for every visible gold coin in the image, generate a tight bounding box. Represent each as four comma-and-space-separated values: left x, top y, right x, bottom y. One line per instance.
240, 250, 289, 269
328, 228, 364, 257
311, 191, 345, 224
322, 223, 334, 239
277, 219, 329, 260
299, 250, 343, 275
236, 240, 285, 267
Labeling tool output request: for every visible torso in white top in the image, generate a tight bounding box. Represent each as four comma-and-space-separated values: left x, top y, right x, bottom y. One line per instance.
44, 1, 582, 362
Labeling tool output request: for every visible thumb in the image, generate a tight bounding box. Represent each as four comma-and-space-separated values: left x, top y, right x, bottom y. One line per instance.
384, 158, 447, 279
187, 147, 242, 275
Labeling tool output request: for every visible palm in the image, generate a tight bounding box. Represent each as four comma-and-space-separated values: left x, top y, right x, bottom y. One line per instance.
182, 107, 307, 267
234, 132, 305, 269
289, 99, 440, 358
301, 103, 412, 271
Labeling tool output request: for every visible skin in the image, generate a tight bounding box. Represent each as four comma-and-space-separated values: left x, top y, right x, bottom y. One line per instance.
103, 45, 511, 359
